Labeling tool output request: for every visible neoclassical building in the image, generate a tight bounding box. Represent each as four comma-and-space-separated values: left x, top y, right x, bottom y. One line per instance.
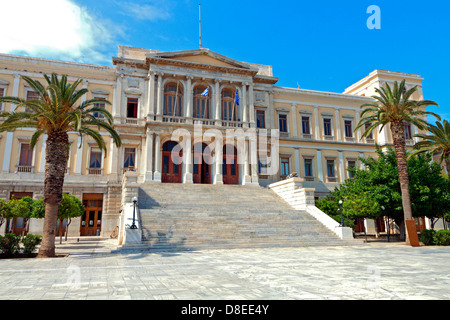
0, 45, 427, 237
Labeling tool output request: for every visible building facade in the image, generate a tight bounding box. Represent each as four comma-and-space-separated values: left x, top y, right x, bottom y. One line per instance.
0, 46, 427, 237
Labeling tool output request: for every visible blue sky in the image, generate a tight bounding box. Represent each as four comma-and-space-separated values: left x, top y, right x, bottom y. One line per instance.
2, 0, 449, 123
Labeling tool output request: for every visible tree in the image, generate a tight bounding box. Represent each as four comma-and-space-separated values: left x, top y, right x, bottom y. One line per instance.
355, 80, 440, 245
410, 120, 450, 178
0, 73, 121, 257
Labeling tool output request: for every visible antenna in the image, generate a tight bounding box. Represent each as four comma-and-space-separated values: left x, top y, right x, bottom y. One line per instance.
199, 3, 202, 48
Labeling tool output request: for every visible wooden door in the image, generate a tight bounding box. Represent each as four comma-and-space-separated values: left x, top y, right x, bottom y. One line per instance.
193, 143, 211, 184
162, 141, 182, 183
80, 194, 103, 236
8, 192, 33, 235
222, 145, 239, 185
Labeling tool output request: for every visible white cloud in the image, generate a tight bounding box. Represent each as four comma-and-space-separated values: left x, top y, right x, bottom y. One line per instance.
119, 1, 172, 21
0, 0, 117, 64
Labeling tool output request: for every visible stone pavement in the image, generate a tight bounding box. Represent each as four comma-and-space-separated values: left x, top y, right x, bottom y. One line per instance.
0, 237, 449, 300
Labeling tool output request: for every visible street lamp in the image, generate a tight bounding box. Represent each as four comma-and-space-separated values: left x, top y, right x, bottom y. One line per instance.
339, 200, 344, 227
130, 196, 138, 229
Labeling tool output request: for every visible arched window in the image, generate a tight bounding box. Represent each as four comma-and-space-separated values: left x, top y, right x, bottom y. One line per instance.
164, 82, 183, 117
222, 88, 237, 121
193, 85, 211, 119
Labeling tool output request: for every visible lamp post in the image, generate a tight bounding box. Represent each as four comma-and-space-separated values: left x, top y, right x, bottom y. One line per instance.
130, 196, 138, 229
339, 200, 344, 227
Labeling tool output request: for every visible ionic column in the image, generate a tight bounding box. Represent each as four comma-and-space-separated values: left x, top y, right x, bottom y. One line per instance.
147, 71, 156, 121
335, 109, 341, 141
243, 140, 251, 184
250, 137, 258, 184
249, 83, 255, 127
314, 105, 320, 140
214, 79, 221, 125
74, 136, 83, 175
241, 83, 248, 126
294, 148, 301, 177
156, 73, 163, 121
9, 74, 20, 112
339, 151, 345, 182
39, 134, 48, 173
145, 132, 154, 181
292, 103, 298, 138
153, 135, 162, 182
183, 137, 193, 184
355, 110, 361, 143
185, 76, 193, 123
214, 137, 223, 184
2, 131, 14, 172
316, 149, 323, 182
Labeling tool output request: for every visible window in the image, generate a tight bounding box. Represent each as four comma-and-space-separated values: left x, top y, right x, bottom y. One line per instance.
258, 158, 268, 175
127, 98, 138, 118
93, 97, 106, 119
323, 118, 332, 136
19, 143, 33, 166
347, 160, 356, 178
124, 148, 136, 170
25, 90, 39, 113
256, 110, 265, 128
279, 114, 288, 133
304, 158, 313, 177
193, 86, 211, 119
302, 116, 310, 135
404, 122, 412, 140
164, 82, 183, 117
222, 89, 237, 121
280, 158, 290, 177
326, 160, 335, 178
344, 120, 353, 138
365, 123, 374, 140
0, 87, 4, 111
89, 148, 102, 169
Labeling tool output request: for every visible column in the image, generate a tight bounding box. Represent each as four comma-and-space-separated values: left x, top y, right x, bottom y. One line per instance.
156, 73, 163, 121
268, 91, 275, 130
316, 149, 323, 182
185, 76, 193, 124
413, 124, 419, 143
39, 134, 48, 173
9, 74, 20, 112
249, 83, 255, 127
359, 152, 365, 170
183, 137, 193, 184
250, 136, 258, 184
214, 79, 221, 126
214, 137, 223, 184
74, 136, 83, 175
339, 151, 345, 182
109, 138, 118, 180
147, 71, 155, 120
292, 103, 298, 138
145, 132, 154, 181
355, 110, 361, 143
314, 105, 320, 140
114, 74, 123, 123
153, 135, 162, 182
243, 140, 251, 184
294, 148, 301, 177
2, 131, 14, 172
241, 83, 248, 126
335, 109, 341, 141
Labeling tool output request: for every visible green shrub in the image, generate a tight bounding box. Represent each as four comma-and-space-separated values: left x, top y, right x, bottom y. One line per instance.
22, 234, 42, 255
0, 233, 21, 256
420, 229, 437, 245
435, 230, 450, 246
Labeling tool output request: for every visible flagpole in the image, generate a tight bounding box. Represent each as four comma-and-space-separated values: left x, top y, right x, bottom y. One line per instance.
199, 4, 202, 49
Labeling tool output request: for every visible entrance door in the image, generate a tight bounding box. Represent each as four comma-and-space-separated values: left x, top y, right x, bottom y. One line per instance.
80, 193, 103, 236
8, 192, 33, 235
162, 141, 182, 183
193, 143, 211, 184
222, 145, 239, 185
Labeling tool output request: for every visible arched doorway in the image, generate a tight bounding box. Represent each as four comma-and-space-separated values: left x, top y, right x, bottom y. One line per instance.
193, 143, 211, 184
222, 144, 239, 184
162, 141, 182, 183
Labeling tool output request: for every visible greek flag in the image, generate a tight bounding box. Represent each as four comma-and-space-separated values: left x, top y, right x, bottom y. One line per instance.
235, 90, 239, 106
201, 86, 209, 96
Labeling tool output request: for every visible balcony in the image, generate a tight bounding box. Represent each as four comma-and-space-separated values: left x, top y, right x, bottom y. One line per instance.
221, 120, 243, 128
193, 118, 215, 126
162, 115, 186, 124
327, 177, 338, 183
16, 165, 33, 173
88, 168, 103, 175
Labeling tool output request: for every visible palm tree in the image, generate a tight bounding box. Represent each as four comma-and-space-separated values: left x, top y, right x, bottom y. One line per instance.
410, 119, 450, 177
355, 79, 440, 245
0, 73, 121, 258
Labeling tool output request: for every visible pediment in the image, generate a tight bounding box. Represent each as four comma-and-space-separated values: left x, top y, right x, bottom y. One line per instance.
146, 49, 258, 72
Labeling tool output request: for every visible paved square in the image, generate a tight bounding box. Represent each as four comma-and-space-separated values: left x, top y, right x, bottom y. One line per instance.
0, 238, 449, 300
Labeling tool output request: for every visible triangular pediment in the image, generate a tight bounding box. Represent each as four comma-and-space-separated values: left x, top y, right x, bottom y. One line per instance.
146, 49, 258, 72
